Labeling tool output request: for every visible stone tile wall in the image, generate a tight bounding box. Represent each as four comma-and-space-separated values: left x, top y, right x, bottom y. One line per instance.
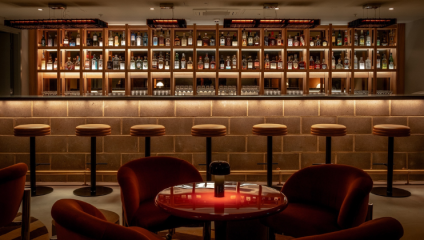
0, 99, 423, 182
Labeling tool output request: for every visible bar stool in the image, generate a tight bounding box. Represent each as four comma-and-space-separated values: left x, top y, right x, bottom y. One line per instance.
371, 124, 411, 198
14, 124, 53, 197
311, 124, 346, 164
252, 124, 287, 188
130, 124, 165, 157
191, 124, 226, 181
73, 124, 113, 197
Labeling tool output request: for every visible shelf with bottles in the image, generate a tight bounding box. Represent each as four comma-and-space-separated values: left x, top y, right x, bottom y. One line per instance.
128, 29, 149, 47
241, 49, 261, 71
105, 50, 126, 71
352, 29, 375, 47
332, 28, 353, 47
84, 29, 104, 47
376, 29, 397, 48
287, 50, 307, 71
105, 29, 127, 48
38, 49, 58, 71
240, 28, 261, 47
376, 49, 396, 70
173, 28, 194, 47
309, 28, 329, 48
61, 49, 82, 71
216, 29, 239, 48
331, 49, 353, 70
309, 49, 329, 71
195, 50, 215, 71
38, 29, 60, 47
128, 50, 149, 71
60, 29, 82, 48
194, 29, 217, 48
174, 49, 195, 71
150, 28, 172, 47
217, 50, 238, 71
263, 29, 284, 47
286, 30, 306, 47
352, 49, 373, 71
150, 51, 171, 71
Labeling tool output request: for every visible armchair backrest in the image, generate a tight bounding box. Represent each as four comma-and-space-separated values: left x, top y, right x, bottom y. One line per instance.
282, 164, 373, 229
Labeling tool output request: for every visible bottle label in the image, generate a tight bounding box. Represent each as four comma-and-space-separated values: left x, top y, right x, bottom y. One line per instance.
204, 63, 209, 69
220, 64, 224, 69
131, 35, 135, 41
93, 35, 97, 41
220, 39, 225, 45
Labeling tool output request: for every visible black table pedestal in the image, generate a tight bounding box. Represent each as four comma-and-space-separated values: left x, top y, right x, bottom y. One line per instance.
28, 136, 53, 197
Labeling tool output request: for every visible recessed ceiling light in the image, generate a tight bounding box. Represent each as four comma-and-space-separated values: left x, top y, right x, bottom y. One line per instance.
38, 8, 43, 11
275, 7, 279, 10
150, 7, 154, 10
389, 8, 394, 10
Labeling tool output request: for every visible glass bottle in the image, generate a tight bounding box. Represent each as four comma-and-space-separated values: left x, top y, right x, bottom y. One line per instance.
181, 33, 187, 46
315, 57, 321, 69
220, 55, 225, 69
264, 30, 269, 46
254, 33, 260, 46
226, 56, 231, 69
269, 32, 276, 46
336, 58, 343, 69
220, 32, 225, 46
174, 53, 180, 69
210, 35, 216, 46
152, 54, 158, 69
99, 33, 103, 47
53, 58, 57, 70
85, 54, 90, 70
63, 31, 69, 46
107, 56, 113, 69
204, 53, 210, 69
114, 33, 119, 47
91, 55, 98, 70
299, 57, 305, 69
242, 56, 247, 70
112, 56, 119, 70
264, 54, 270, 69
344, 52, 350, 69
165, 53, 170, 70
359, 57, 365, 70
121, 32, 126, 46
143, 56, 148, 70
158, 52, 164, 69
354, 54, 358, 69
382, 54, 388, 69
165, 30, 171, 46
66, 57, 73, 70
300, 34, 305, 46
181, 53, 186, 69
232, 55, 237, 69
278, 55, 283, 69
309, 36, 314, 47
187, 57, 193, 69
321, 59, 327, 69
232, 34, 238, 46
98, 55, 103, 70
248, 31, 254, 46
143, 32, 148, 46
131, 56, 136, 69
344, 30, 348, 46
294, 36, 300, 47
376, 51, 381, 69
309, 56, 315, 69
188, 31, 193, 46
277, 32, 283, 46
47, 57, 53, 70
293, 55, 298, 70
198, 56, 203, 69
242, 29, 247, 46
365, 57, 371, 69
354, 31, 358, 46
337, 30, 342, 46
41, 51, 46, 70
366, 31, 371, 46
270, 56, 277, 70
254, 55, 260, 69
332, 52, 336, 69
377, 34, 381, 46
158, 30, 165, 46
210, 56, 216, 69
108, 31, 113, 46
120, 56, 125, 70
202, 33, 209, 46
316, 36, 321, 46
53, 34, 57, 47
136, 56, 142, 70
322, 36, 328, 47
287, 56, 293, 70
131, 32, 136, 46
359, 30, 365, 46
247, 56, 253, 69
153, 30, 158, 46
389, 53, 394, 69
389, 30, 395, 46
332, 31, 336, 46
197, 33, 202, 46
287, 35, 293, 47
76, 31, 80, 46
175, 34, 180, 46
226, 32, 231, 46
41, 34, 46, 46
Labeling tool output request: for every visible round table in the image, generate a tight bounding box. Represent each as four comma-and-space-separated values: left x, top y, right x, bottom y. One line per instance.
155, 182, 288, 240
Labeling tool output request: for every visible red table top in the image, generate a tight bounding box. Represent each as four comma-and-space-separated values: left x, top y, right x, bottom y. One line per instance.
155, 182, 288, 221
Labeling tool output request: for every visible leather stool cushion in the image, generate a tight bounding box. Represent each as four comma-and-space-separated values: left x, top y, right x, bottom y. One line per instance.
191, 124, 227, 137
14, 124, 51, 137
131, 125, 165, 137
76, 124, 111, 137
253, 124, 287, 136
311, 124, 346, 137
373, 124, 410, 137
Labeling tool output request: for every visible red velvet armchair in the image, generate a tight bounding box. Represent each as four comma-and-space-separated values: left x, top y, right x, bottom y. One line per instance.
51, 199, 163, 240
264, 164, 373, 238
297, 217, 403, 240
117, 156, 204, 232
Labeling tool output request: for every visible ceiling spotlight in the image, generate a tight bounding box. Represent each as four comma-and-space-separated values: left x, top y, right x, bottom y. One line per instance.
150, 7, 155, 10
38, 8, 43, 11
389, 8, 394, 10
275, 7, 279, 10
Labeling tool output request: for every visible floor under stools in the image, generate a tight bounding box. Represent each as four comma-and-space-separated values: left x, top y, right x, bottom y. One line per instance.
25, 181, 424, 240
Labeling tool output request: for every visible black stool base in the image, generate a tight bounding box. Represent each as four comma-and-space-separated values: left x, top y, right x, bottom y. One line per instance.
371, 187, 411, 198
73, 186, 113, 197
27, 186, 54, 197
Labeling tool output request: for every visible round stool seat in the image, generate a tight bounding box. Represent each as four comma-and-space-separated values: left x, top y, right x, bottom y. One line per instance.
192, 124, 227, 137
130, 124, 165, 137
311, 124, 346, 136
14, 124, 51, 137
76, 124, 111, 137
253, 124, 287, 136
373, 124, 410, 137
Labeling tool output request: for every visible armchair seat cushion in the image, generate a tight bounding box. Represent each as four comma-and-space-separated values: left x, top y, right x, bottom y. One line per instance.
264, 203, 340, 238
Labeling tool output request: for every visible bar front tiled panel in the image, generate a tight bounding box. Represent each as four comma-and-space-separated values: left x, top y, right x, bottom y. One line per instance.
0, 99, 423, 182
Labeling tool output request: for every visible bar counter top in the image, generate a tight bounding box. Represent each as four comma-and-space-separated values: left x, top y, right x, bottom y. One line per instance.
1, 94, 424, 101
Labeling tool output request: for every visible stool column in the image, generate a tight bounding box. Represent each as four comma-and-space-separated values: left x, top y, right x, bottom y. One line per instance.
145, 137, 151, 157
326, 137, 331, 164
387, 136, 394, 196
90, 137, 96, 195
29, 137, 36, 196
206, 137, 212, 181
267, 136, 272, 187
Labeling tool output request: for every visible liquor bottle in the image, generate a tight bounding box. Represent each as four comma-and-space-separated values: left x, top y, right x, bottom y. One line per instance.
322, 36, 328, 47
242, 29, 247, 46
120, 57, 125, 70
187, 57, 193, 69
332, 52, 336, 69
89, 32, 96, 47
66, 57, 73, 70
309, 36, 314, 47
92, 54, 98, 70
54, 34, 57, 47
204, 53, 210, 69
108, 31, 113, 46
226, 32, 231, 46
198, 56, 203, 69
264, 32, 269, 47
359, 30, 365, 46
336, 58, 343, 69
377, 34, 381, 46
47, 57, 53, 70
365, 57, 371, 69
220, 55, 225, 69
226, 56, 231, 69
366, 31, 371, 46
210, 35, 216, 46
188, 31, 193, 46
41, 34, 46, 46
121, 32, 126, 46
175, 35, 181, 46
278, 55, 283, 69
287, 56, 293, 70
248, 31, 254, 46
232, 34, 238, 46
41, 50, 46, 70
269, 32, 276, 46
344, 52, 350, 69
254, 33, 260, 46
153, 30, 158, 46
316, 36, 321, 46
64, 31, 69, 46
46, 34, 52, 47
247, 56, 253, 69
181, 33, 187, 46
143, 56, 148, 70
232, 55, 237, 69
242, 56, 247, 70
389, 30, 395, 46
389, 53, 394, 69
152, 54, 158, 69
354, 31, 358, 46
158, 53, 163, 69
288, 35, 293, 47
99, 33, 103, 47
165, 30, 171, 46
174, 53, 180, 69
382, 54, 388, 69
196, 33, 202, 46
68, 36, 75, 47
85, 54, 90, 70
331, 31, 336, 46
107, 56, 113, 69
290, 55, 296, 69
359, 57, 365, 70
294, 36, 300, 47
219, 32, 225, 46
300, 34, 305, 46
254, 55, 260, 69
270, 57, 277, 70
159, 30, 165, 46
315, 57, 321, 69
131, 32, 136, 46
376, 51, 381, 69
210, 56, 216, 69
337, 30, 342, 46
53, 58, 57, 70
344, 30, 348, 46
181, 53, 186, 69
98, 55, 103, 70
309, 56, 315, 69
71, 32, 76, 46
135, 56, 141, 70
264, 54, 270, 69
203, 33, 209, 46
131, 56, 136, 69
143, 32, 148, 46
165, 53, 170, 70
299, 57, 305, 69
354, 54, 358, 69
114, 33, 119, 47
321, 59, 327, 69
277, 32, 283, 46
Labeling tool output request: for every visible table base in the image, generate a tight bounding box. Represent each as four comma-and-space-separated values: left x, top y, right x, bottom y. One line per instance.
371, 187, 411, 198
26, 186, 53, 197
73, 186, 113, 197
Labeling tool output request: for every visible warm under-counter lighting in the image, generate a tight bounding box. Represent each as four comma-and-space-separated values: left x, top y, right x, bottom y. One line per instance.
150, 7, 155, 10
38, 8, 43, 11
389, 8, 394, 10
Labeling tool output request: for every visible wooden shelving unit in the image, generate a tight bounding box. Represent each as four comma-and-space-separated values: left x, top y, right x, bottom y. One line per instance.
30, 23, 404, 96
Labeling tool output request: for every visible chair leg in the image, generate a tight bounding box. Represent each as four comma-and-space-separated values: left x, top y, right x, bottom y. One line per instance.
166, 228, 175, 240
267, 227, 276, 240
365, 203, 373, 221
21, 188, 31, 240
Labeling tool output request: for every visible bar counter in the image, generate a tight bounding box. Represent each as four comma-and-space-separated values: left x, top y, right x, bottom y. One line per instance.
1, 95, 423, 183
